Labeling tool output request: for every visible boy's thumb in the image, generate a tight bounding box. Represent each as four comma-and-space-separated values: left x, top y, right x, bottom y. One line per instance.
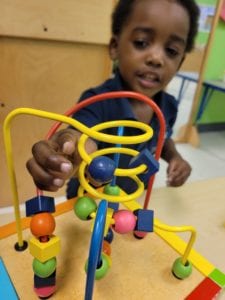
62, 140, 76, 155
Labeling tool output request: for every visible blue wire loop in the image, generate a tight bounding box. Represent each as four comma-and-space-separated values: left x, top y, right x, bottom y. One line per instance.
111, 126, 124, 186
85, 200, 108, 300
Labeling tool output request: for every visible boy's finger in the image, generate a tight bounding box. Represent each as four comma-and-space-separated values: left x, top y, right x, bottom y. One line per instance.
166, 169, 180, 186
51, 129, 80, 152
167, 172, 187, 187
31, 140, 73, 173
26, 158, 63, 191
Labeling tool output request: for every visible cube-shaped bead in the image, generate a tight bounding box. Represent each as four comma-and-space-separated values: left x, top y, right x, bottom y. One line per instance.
26, 195, 55, 217
29, 235, 60, 262
134, 209, 154, 232
129, 149, 159, 184
34, 271, 56, 288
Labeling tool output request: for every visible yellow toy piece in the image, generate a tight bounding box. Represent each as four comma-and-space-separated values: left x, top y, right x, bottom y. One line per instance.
105, 208, 114, 236
29, 235, 61, 263
90, 207, 114, 236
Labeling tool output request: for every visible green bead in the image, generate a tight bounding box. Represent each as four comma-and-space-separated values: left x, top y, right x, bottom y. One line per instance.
95, 253, 110, 280
103, 184, 120, 196
85, 253, 110, 280
74, 196, 97, 220
172, 257, 192, 279
32, 257, 56, 278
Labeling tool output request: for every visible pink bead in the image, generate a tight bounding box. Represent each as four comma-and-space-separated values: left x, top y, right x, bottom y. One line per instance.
113, 210, 136, 234
134, 230, 148, 239
34, 285, 56, 298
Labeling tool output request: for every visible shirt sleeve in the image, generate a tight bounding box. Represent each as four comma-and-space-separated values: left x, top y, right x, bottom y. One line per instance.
162, 93, 178, 139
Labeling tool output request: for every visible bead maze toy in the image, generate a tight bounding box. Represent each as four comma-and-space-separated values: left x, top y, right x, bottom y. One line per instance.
2, 91, 225, 299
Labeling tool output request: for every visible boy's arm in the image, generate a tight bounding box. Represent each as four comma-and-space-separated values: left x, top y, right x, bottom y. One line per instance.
26, 128, 97, 191
161, 138, 192, 187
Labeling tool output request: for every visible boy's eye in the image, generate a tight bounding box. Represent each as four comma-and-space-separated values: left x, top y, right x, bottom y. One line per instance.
133, 40, 149, 49
166, 47, 179, 57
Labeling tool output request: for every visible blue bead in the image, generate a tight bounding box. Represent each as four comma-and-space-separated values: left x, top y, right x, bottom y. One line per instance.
34, 271, 56, 288
129, 149, 159, 184
134, 209, 154, 232
25, 195, 55, 217
88, 156, 116, 184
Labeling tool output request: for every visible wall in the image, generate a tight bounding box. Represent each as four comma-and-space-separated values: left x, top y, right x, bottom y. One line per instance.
196, 0, 225, 126
197, 0, 217, 46
0, 1, 115, 207
180, 0, 216, 72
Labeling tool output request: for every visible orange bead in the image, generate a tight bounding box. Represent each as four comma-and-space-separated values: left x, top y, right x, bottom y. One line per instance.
102, 240, 111, 256
30, 213, 56, 237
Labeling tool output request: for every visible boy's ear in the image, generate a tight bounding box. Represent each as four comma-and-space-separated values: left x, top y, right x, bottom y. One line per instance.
109, 36, 119, 60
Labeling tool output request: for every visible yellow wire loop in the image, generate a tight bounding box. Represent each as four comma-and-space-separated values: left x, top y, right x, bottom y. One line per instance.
154, 220, 197, 265
78, 146, 147, 176
76, 119, 153, 203
78, 159, 145, 202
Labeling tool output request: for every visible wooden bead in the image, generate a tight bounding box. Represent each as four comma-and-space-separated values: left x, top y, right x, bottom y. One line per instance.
30, 213, 55, 238
87, 156, 116, 184
113, 210, 136, 234
34, 285, 56, 298
74, 196, 97, 220
29, 235, 60, 262
32, 257, 56, 278
102, 240, 111, 256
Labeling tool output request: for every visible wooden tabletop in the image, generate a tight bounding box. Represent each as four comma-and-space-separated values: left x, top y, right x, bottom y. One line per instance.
0, 176, 225, 299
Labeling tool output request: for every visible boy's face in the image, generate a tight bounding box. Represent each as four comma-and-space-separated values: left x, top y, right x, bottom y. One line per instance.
109, 0, 190, 98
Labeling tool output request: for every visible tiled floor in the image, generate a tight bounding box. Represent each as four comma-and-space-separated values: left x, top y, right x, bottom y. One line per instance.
154, 131, 225, 188
154, 76, 225, 188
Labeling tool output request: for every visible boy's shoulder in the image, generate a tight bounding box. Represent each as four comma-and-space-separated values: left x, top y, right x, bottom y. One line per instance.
159, 90, 178, 108
161, 90, 176, 101
81, 72, 122, 99
154, 90, 178, 120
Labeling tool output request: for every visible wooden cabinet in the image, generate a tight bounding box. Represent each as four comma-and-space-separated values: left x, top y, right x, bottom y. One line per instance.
0, 1, 115, 207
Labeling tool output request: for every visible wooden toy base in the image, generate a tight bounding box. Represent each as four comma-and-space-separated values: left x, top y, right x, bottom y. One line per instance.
0, 209, 204, 300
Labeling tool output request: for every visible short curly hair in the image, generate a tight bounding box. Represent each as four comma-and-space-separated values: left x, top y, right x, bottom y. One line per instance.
111, 0, 200, 53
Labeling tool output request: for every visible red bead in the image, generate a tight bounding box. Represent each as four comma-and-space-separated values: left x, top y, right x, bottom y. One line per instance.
30, 213, 56, 237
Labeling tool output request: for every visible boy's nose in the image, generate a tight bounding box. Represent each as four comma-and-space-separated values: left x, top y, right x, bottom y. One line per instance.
145, 46, 164, 67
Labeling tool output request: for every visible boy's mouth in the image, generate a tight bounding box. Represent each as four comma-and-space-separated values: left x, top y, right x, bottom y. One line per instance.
136, 72, 161, 89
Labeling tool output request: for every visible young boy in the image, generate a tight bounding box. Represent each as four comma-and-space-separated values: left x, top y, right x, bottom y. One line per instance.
26, 0, 199, 199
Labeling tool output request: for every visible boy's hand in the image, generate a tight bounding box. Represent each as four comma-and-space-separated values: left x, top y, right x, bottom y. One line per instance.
166, 157, 191, 187
26, 128, 97, 191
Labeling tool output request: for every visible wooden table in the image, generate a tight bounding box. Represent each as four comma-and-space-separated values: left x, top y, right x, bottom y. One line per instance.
0, 177, 225, 299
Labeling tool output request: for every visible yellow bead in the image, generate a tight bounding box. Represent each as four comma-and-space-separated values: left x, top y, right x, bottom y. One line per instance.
29, 235, 60, 263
